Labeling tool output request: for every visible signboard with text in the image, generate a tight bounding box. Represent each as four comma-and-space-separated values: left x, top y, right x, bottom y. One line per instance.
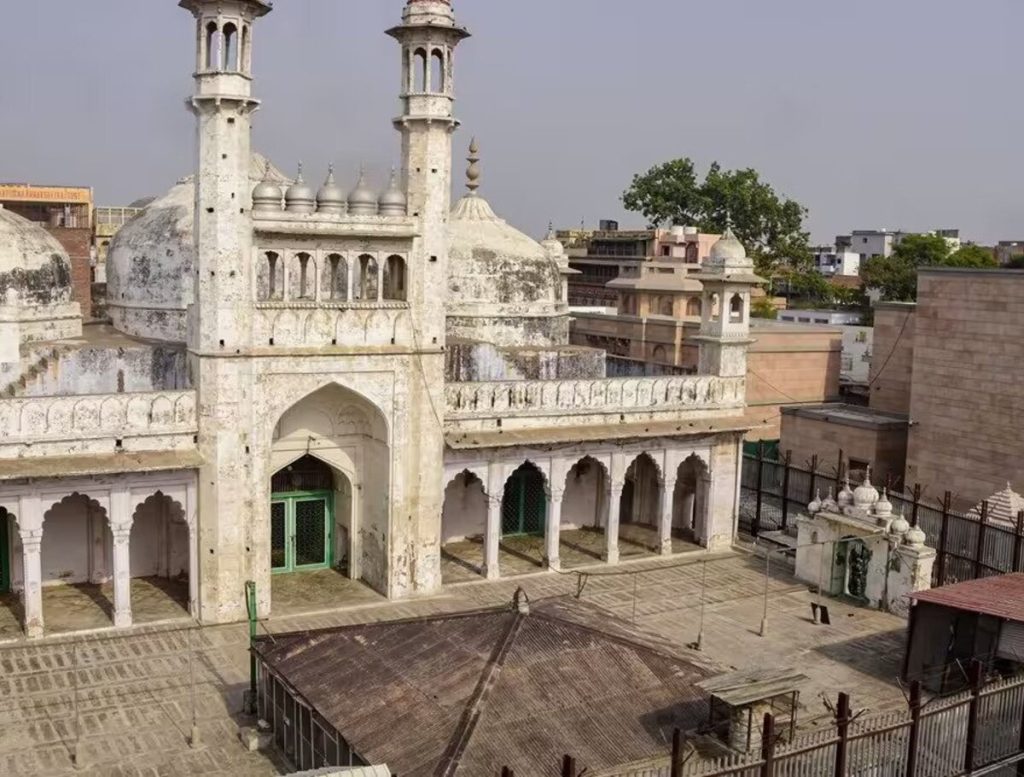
0, 184, 92, 205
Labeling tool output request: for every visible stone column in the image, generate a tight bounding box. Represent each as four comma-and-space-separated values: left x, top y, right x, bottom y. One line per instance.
605, 484, 623, 564
185, 479, 199, 619
110, 486, 134, 629
659, 478, 676, 556
19, 529, 44, 639
545, 489, 563, 571
484, 464, 504, 580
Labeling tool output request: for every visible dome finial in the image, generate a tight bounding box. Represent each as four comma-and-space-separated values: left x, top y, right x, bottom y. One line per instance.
296, 161, 304, 183
466, 137, 481, 194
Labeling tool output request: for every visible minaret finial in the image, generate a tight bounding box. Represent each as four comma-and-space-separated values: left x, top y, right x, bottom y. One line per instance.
295, 161, 304, 184
466, 137, 480, 194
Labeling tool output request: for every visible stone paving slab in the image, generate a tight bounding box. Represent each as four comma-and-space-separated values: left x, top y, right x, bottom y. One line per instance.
0, 550, 910, 776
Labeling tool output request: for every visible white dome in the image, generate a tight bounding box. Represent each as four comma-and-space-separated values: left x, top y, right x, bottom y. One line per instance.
709, 228, 747, 265
106, 154, 288, 342
447, 193, 567, 347
0, 207, 82, 347
0, 208, 75, 307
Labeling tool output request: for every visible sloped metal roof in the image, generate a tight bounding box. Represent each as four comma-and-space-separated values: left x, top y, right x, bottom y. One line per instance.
910, 573, 1024, 623
254, 597, 714, 777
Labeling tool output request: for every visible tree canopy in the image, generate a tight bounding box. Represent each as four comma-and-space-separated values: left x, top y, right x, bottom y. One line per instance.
860, 235, 997, 301
621, 159, 811, 276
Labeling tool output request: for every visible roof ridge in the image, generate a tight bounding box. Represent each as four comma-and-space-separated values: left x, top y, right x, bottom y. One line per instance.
436, 610, 524, 777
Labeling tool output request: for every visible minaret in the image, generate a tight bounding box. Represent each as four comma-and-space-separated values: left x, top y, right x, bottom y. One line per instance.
387, 0, 470, 344
692, 229, 765, 378
179, 0, 270, 623
181, 0, 270, 352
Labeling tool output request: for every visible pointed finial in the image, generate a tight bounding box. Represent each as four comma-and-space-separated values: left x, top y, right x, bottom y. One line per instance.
466, 137, 481, 193
546, 221, 555, 240
295, 161, 304, 184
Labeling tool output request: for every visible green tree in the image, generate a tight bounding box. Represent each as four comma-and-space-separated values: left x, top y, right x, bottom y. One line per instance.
750, 297, 778, 319
861, 235, 998, 301
621, 159, 811, 277
947, 244, 997, 268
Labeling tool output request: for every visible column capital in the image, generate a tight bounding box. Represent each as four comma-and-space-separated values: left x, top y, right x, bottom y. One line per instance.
550, 488, 565, 503
111, 523, 133, 542
18, 529, 43, 549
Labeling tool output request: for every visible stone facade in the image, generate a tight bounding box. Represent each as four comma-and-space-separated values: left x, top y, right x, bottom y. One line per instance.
0, 0, 763, 639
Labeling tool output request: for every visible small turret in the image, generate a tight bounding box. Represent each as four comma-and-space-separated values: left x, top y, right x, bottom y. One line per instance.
285, 163, 316, 213
316, 165, 346, 215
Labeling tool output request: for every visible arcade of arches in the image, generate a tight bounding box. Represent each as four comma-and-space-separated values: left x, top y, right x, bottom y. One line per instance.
440, 446, 717, 581
0, 475, 197, 639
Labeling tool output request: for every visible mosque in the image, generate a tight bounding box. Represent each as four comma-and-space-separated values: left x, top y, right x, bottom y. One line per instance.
0, 0, 761, 638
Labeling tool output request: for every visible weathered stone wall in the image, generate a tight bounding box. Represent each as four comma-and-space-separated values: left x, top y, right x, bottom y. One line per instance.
445, 340, 605, 382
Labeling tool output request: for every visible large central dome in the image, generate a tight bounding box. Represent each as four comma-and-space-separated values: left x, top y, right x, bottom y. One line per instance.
105, 154, 289, 342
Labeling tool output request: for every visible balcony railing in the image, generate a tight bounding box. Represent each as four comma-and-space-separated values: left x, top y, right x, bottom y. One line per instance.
444, 375, 744, 420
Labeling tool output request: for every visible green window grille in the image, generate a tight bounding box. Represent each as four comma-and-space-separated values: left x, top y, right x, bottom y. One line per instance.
502, 465, 547, 537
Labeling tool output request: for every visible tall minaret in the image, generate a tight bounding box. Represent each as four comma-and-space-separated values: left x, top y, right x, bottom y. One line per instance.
180, 0, 269, 352
179, 0, 270, 623
387, 0, 470, 344
692, 229, 764, 378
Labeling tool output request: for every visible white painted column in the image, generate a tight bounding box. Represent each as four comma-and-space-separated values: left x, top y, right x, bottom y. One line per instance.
484, 463, 504, 580
376, 253, 384, 302
110, 487, 134, 629
186, 478, 199, 619
545, 489, 563, 571
19, 528, 44, 639
349, 480, 362, 582
659, 478, 676, 556
605, 484, 623, 565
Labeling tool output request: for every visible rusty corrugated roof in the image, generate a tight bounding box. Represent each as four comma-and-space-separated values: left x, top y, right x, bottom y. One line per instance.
910, 573, 1024, 622
254, 597, 713, 776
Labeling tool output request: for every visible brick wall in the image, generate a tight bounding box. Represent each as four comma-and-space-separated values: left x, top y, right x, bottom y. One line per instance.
869, 303, 916, 414
905, 269, 1024, 504
46, 227, 93, 320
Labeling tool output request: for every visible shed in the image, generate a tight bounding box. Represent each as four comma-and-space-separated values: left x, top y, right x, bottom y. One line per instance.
252, 595, 715, 776
697, 667, 808, 752
904, 573, 1024, 693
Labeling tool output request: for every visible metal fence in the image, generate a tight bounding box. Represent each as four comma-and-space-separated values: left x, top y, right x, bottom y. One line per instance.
548, 668, 1024, 777
739, 448, 1024, 587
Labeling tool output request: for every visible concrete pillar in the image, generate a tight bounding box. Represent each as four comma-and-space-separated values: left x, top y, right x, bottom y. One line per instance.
606, 484, 623, 565
110, 487, 133, 629
545, 489, 563, 571
659, 478, 676, 556
19, 529, 44, 639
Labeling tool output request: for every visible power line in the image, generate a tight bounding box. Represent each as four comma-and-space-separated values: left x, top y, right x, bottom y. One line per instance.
866, 308, 912, 389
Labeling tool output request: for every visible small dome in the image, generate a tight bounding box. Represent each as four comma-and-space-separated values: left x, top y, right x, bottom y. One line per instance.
837, 477, 854, 507
317, 166, 346, 215
905, 524, 927, 548
873, 488, 893, 519
807, 489, 822, 514
377, 169, 407, 216
285, 163, 316, 213
709, 227, 747, 264
348, 169, 378, 216
889, 512, 911, 536
820, 488, 839, 513
853, 469, 880, 510
252, 163, 283, 212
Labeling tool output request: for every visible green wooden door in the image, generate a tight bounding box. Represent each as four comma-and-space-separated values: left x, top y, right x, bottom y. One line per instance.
501, 466, 547, 537
270, 492, 333, 573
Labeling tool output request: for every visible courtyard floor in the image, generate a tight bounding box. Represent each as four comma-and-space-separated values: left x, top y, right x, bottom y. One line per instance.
0, 550, 910, 776
441, 522, 703, 583
0, 577, 190, 642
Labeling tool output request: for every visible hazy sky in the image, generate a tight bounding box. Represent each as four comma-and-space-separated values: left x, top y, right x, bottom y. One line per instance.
2, 0, 1021, 245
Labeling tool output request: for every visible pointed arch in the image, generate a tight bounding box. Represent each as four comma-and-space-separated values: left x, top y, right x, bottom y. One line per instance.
673, 454, 710, 541
413, 48, 428, 92
501, 461, 548, 537
222, 22, 239, 71
621, 452, 662, 527
442, 470, 488, 544
563, 456, 609, 530
355, 254, 379, 301
383, 255, 407, 301
431, 48, 445, 93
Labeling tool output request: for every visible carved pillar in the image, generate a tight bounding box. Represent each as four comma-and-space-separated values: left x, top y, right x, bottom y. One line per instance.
484, 463, 504, 580
545, 489, 563, 571
606, 484, 623, 564
659, 478, 676, 555
110, 486, 134, 628
20, 529, 44, 639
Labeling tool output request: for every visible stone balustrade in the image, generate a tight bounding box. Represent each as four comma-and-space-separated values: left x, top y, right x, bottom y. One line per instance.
444, 375, 745, 421
0, 390, 198, 456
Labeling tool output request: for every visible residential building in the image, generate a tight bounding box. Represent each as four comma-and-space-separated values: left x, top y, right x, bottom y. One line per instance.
561, 223, 720, 307
812, 245, 861, 277
0, 0, 762, 641
995, 240, 1024, 266
0, 183, 94, 317
778, 309, 862, 327
93, 206, 145, 278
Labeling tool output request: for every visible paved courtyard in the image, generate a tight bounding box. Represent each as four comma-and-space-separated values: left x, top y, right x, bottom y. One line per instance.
0, 549, 909, 776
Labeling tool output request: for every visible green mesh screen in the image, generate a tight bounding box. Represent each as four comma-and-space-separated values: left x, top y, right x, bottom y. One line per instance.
271, 502, 287, 570
502, 466, 547, 536
294, 499, 327, 567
